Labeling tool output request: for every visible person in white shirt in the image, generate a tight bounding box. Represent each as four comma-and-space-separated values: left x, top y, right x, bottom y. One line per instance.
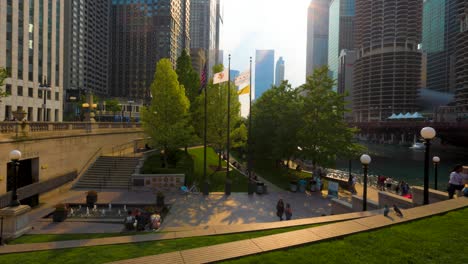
448, 165, 466, 199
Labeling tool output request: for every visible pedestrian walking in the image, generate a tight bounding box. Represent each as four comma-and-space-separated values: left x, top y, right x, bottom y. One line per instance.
276, 199, 285, 221
448, 165, 465, 199
285, 203, 292, 220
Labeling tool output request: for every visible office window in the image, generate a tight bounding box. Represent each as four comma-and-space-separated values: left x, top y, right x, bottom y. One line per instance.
55, 91, 59, 101
28, 87, 33, 97
47, 91, 51, 100
28, 107, 33, 121
6, 85, 12, 95
17, 86, 23, 96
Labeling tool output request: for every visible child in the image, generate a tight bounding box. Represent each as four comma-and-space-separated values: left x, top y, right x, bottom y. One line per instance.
285, 203, 292, 220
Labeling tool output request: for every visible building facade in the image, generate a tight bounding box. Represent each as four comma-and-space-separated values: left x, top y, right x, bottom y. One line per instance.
63, 0, 110, 96
422, 0, 459, 93
306, 0, 331, 78
328, 0, 355, 91
275, 56, 285, 86
109, 0, 190, 100
353, 0, 423, 122
255, 50, 274, 99
190, 0, 217, 74
455, 0, 468, 110
338, 49, 356, 120
0, 0, 64, 122
190, 48, 206, 77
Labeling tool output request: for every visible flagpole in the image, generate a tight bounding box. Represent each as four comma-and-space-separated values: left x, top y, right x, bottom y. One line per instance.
248, 57, 252, 180
226, 54, 231, 195
203, 64, 207, 189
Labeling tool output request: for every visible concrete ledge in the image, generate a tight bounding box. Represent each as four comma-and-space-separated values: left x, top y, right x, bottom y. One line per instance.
331, 198, 353, 215
352, 195, 380, 211
378, 191, 413, 209
411, 186, 448, 206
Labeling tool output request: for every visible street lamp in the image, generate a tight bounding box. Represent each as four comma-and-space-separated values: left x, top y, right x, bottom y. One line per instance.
9, 150, 22, 207
360, 154, 371, 211
420, 127, 436, 205
38, 76, 51, 122
433, 156, 440, 190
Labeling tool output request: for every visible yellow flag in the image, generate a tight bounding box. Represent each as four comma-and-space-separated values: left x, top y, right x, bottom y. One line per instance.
238, 85, 250, 95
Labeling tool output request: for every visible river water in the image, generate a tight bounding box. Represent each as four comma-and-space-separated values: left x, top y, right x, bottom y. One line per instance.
336, 142, 468, 186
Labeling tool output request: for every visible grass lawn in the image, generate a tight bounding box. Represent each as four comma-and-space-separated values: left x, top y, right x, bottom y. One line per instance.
9, 232, 158, 245
1, 224, 319, 264
251, 158, 311, 190
222, 208, 468, 264
188, 147, 248, 192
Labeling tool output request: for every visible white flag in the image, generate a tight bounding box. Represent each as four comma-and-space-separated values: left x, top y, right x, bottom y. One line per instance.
234, 70, 250, 86
213, 69, 229, 84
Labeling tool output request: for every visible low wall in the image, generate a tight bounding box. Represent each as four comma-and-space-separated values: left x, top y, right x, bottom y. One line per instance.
331, 198, 353, 215
378, 191, 413, 209
411, 186, 448, 206
352, 195, 380, 212
131, 174, 185, 192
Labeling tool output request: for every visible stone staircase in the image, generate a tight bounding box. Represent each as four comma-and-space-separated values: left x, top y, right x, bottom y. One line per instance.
73, 156, 140, 190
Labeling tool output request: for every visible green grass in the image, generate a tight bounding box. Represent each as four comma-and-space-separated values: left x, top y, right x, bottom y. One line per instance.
9, 232, 159, 244
1, 224, 319, 264
252, 158, 311, 190
222, 208, 468, 264
188, 147, 248, 192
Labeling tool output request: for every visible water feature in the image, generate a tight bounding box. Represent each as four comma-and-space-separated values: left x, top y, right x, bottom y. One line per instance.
336, 142, 468, 186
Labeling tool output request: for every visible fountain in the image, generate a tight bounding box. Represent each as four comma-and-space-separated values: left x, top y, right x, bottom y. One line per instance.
86, 207, 90, 217
118, 209, 122, 216
69, 208, 75, 216
109, 203, 112, 210
101, 209, 106, 216
123, 205, 127, 212
93, 204, 97, 212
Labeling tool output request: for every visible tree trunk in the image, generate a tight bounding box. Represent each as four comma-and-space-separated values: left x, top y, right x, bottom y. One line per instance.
185, 145, 188, 153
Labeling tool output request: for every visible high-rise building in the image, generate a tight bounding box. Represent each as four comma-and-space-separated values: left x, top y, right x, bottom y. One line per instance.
306, 0, 331, 78
338, 49, 356, 120
328, 0, 355, 91
275, 57, 285, 86
230, 70, 240, 83
422, 0, 459, 93
215, 0, 223, 66
255, 50, 274, 99
64, 0, 110, 97
109, 0, 190, 100
190, 0, 218, 74
0, 0, 64, 122
190, 48, 206, 78
353, 0, 423, 122
455, 0, 468, 110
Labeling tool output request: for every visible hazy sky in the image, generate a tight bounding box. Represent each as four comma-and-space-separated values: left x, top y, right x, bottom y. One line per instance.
221, 0, 310, 89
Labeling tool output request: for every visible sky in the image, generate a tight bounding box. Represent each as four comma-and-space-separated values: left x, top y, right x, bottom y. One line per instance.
221, 0, 310, 89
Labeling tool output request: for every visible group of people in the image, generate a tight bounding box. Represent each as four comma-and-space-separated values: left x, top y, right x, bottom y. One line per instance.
124, 209, 161, 231
276, 199, 292, 221
448, 165, 468, 199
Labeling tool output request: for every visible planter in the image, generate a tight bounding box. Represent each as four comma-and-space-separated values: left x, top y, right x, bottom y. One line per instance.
298, 184, 306, 193
86, 194, 97, 208
53, 210, 68, 222
289, 181, 298, 192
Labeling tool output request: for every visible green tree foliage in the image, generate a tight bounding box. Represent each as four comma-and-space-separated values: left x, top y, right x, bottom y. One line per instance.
297, 66, 363, 167
192, 65, 241, 167
105, 99, 122, 114
250, 81, 302, 163
141, 59, 191, 167
176, 50, 200, 105
0, 67, 10, 98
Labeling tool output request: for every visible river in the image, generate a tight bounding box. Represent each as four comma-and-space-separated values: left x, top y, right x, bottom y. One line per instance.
336, 142, 468, 187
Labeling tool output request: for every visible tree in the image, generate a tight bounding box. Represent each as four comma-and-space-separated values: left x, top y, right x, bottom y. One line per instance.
0, 67, 10, 98
192, 65, 241, 168
176, 50, 200, 105
141, 59, 190, 167
297, 66, 363, 168
105, 99, 122, 115
250, 81, 302, 165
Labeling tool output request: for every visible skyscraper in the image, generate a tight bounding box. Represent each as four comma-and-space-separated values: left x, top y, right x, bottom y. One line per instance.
455, 0, 468, 110
353, 0, 423, 122
255, 50, 274, 99
109, 0, 190, 100
190, 0, 218, 74
338, 49, 356, 120
275, 57, 285, 86
306, 0, 331, 78
422, 0, 459, 93
327, 0, 355, 91
0, 0, 64, 122
64, 0, 110, 97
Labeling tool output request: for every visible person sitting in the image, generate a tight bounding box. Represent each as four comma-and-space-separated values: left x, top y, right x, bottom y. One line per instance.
150, 213, 162, 230
124, 211, 135, 231
135, 210, 146, 231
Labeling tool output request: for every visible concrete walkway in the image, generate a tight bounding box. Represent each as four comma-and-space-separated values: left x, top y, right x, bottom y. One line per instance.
0, 210, 377, 255
107, 197, 468, 264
